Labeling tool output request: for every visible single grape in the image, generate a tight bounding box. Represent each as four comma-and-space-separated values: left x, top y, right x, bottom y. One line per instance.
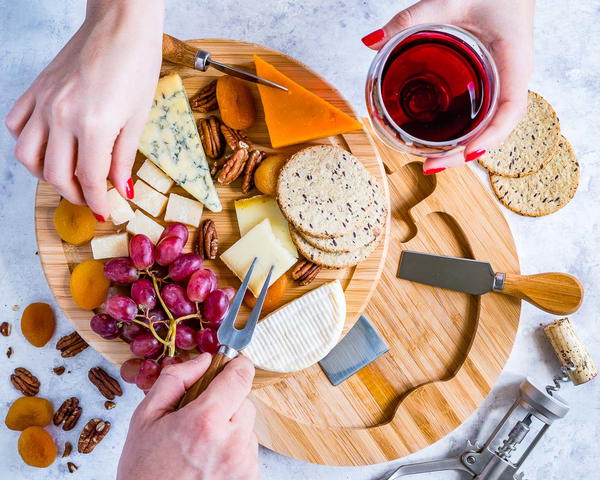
155, 236, 185, 266
130, 332, 162, 358
196, 328, 220, 354
135, 359, 161, 390
161, 284, 195, 317
160, 355, 184, 368
204, 316, 223, 330
121, 322, 145, 342
120, 358, 143, 384
169, 253, 203, 283
131, 278, 157, 310
146, 309, 168, 338
130, 234, 155, 269
202, 289, 229, 323
221, 286, 237, 303
147, 308, 167, 323
175, 324, 197, 351
104, 257, 139, 284
105, 295, 138, 323
90, 313, 121, 340
187, 269, 218, 302
161, 223, 189, 243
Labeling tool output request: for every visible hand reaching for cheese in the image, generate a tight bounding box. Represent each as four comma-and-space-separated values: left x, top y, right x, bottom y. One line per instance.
361, 0, 535, 175
118, 354, 260, 480
5, 0, 164, 220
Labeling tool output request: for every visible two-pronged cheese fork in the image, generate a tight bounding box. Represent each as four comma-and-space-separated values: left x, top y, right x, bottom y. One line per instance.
178, 258, 274, 408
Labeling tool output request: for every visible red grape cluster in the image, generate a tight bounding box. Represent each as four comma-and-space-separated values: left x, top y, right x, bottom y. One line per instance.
89, 223, 236, 392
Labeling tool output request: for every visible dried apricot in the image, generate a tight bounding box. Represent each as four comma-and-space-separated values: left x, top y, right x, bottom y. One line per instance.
216, 76, 257, 130
18, 426, 57, 468
53, 198, 97, 245
254, 154, 287, 196
21, 302, 56, 347
5, 397, 54, 431
70, 260, 110, 310
244, 274, 289, 313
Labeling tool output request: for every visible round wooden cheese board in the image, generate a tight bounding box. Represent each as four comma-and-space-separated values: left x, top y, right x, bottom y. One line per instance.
35, 39, 520, 466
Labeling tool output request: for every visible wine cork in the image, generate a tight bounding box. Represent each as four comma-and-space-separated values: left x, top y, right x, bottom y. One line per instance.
543, 317, 597, 385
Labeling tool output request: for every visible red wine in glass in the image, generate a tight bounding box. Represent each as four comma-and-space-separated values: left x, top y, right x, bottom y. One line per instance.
366, 25, 498, 156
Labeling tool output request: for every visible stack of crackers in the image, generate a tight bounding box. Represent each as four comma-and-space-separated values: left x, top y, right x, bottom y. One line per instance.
277, 146, 386, 269
479, 91, 580, 217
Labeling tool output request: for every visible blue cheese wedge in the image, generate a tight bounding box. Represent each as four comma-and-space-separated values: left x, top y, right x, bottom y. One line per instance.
164, 193, 203, 227
130, 180, 168, 217
136, 160, 174, 194
138, 73, 222, 212
243, 280, 346, 372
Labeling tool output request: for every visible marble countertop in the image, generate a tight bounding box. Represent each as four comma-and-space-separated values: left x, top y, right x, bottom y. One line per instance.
1, 0, 599, 478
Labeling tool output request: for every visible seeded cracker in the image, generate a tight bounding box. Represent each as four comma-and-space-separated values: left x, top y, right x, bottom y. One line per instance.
479, 91, 561, 177
277, 146, 382, 238
490, 136, 579, 217
290, 228, 381, 269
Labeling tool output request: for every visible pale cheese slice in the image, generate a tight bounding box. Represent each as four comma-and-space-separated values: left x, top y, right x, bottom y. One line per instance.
126, 210, 164, 244
130, 180, 167, 217
91, 233, 129, 259
220, 218, 296, 297
243, 280, 346, 373
136, 159, 174, 194
164, 193, 203, 227
107, 188, 134, 225
138, 73, 222, 212
234, 195, 297, 258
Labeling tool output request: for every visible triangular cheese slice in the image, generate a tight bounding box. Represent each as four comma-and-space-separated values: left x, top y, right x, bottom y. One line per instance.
253, 55, 362, 148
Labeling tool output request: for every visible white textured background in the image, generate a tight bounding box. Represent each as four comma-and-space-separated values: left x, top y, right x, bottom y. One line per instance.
1, 1, 599, 479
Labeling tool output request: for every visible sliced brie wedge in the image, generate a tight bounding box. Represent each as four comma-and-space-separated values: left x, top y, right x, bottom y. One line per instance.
243, 280, 346, 373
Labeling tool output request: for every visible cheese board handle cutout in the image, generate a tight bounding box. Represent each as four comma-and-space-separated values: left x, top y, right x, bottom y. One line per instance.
500, 272, 583, 315
178, 353, 231, 408
162, 33, 198, 69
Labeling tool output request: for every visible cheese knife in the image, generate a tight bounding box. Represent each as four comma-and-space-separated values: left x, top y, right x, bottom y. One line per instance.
397, 251, 583, 315
162, 33, 288, 91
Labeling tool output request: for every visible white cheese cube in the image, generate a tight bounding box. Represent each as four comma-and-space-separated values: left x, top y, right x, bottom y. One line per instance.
220, 218, 297, 297
234, 195, 297, 258
130, 180, 167, 217
107, 188, 135, 225
136, 160, 174, 194
91, 233, 129, 259
164, 193, 204, 227
126, 210, 164, 244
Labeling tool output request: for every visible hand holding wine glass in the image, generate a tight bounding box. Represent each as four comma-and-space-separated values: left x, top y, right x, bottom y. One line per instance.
362, 0, 535, 174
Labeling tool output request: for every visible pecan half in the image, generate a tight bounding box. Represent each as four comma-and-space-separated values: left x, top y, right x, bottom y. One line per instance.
292, 260, 322, 286
88, 367, 122, 400
217, 144, 249, 184
54, 397, 82, 431
53, 366, 66, 376
78, 418, 111, 454
0, 321, 11, 336
241, 150, 264, 194
199, 116, 224, 159
210, 156, 229, 177
62, 441, 73, 458
190, 80, 218, 112
56, 331, 88, 358
67, 462, 78, 473
11, 367, 40, 396
220, 124, 250, 150
6, 347, 13, 358
197, 219, 218, 260
104, 401, 116, 410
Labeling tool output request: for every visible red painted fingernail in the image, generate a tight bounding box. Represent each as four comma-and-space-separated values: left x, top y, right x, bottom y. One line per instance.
423, 167, 446, 175
126, 178, 134, 199
361, 28, 385, 47
93, 213, 106, 222
465, 149, 486, 163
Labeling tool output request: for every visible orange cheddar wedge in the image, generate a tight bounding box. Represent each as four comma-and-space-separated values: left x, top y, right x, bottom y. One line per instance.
253, 55, 363, 148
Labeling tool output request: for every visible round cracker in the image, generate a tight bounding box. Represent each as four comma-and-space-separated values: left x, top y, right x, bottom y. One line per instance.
300, 201, 387, 253
290, 228, 381, 269
479, 91, 561, 177
277, 145, 383, 238
490, 136, 579, 217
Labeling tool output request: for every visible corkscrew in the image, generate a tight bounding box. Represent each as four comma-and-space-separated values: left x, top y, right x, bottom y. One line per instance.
383, 317, 597, 480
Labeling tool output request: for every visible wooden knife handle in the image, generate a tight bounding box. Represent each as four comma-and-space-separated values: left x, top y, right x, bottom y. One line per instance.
162, 33, 198, 69
177, 353, 231, 409
501, 272, 584, 315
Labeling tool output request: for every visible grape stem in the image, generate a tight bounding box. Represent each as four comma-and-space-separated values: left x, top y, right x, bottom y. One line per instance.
131, 318, 170, 346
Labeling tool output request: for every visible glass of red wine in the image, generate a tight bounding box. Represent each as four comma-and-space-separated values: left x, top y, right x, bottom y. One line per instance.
366, 24, 499, 157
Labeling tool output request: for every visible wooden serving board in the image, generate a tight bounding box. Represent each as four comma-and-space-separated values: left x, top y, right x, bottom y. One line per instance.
35, 40, 520, 466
